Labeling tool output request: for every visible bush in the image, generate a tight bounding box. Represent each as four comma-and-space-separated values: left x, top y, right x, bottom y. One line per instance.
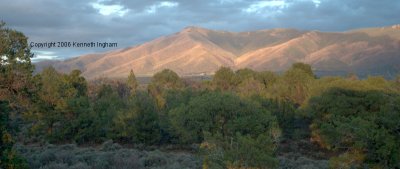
170, 92, 281, 168
141, 150, 168, 167
17, 143, 201, 169
39, 162, 68, 169
101, 140, 122, 151
308, 88, 400, 168
278, 153, 328, 169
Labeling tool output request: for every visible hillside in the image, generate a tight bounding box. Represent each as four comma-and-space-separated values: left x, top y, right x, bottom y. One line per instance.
35, 25, 400, 78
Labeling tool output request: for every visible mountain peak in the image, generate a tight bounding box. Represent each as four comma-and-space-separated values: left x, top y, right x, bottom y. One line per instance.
181, 26, 212, 34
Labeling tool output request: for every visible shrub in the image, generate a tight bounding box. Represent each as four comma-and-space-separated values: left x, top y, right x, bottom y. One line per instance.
17, 143, 202, 169
308, 88, 400, 168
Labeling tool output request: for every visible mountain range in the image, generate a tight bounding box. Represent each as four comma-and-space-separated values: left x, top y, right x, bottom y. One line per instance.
35, 25, 400, 79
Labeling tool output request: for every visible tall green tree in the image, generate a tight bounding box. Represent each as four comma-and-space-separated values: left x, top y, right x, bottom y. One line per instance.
148, 69, 184, 109
112, 91, 161, 144
0, 21, 31, 169
278, 63, 315, 105
86, 84, 124, 143
32, 67, 90, 142
127, 69, 138, 96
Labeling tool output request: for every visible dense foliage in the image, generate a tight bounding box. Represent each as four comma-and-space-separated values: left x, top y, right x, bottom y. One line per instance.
5, 63, 399, 169
169, 92, 281, 168
0, 21, 32, 169
308, 88, 400, 168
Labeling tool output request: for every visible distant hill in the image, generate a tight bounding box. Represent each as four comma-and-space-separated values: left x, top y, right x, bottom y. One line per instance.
35, 25, 400, 79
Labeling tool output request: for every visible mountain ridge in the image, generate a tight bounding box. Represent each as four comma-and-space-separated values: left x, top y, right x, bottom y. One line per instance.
35, 25, 400, 78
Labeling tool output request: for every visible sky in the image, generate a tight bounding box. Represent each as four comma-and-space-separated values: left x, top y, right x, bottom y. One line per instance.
1, 0, 400, 61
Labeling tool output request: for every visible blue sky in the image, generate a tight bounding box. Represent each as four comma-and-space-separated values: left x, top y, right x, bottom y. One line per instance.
1, 0, 399, 61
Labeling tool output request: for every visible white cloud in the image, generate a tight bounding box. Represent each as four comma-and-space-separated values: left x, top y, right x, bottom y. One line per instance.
91, 1, 129, 17
313, 0, 321, 7
32, 51, 59, 61
243, 0, 287, 14
146, 1, 179, 14
219, 0, 243, 4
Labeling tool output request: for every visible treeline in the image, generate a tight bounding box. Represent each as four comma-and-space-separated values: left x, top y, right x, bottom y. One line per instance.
15, 64, 400, 168
22, 67, 282, 168
1, 22, 400, 169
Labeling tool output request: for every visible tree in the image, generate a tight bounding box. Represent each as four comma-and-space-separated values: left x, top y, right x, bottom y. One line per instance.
236, 77, 265, 98
257, 71, 278, 88
150, 69, 184, 90
85, 84, 124, 143
0, 22, 34, 102
278, 63, 315, 105
112, 91, 161, 144
223, 133, 278, 168
235, 69, 278, 96
308, 88, 400, 168
32, 67, 90, 142
212, 67, 237, 91
253, 97, 298, 139
67, 70, 88, 97
0, 21, 31, 169
169, 92, 281, 168
291, 62, 315, 78
0, 21, 35, 113
235, 68, 257, 83
148, 69, 184, 109
127, 69, 138, 96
